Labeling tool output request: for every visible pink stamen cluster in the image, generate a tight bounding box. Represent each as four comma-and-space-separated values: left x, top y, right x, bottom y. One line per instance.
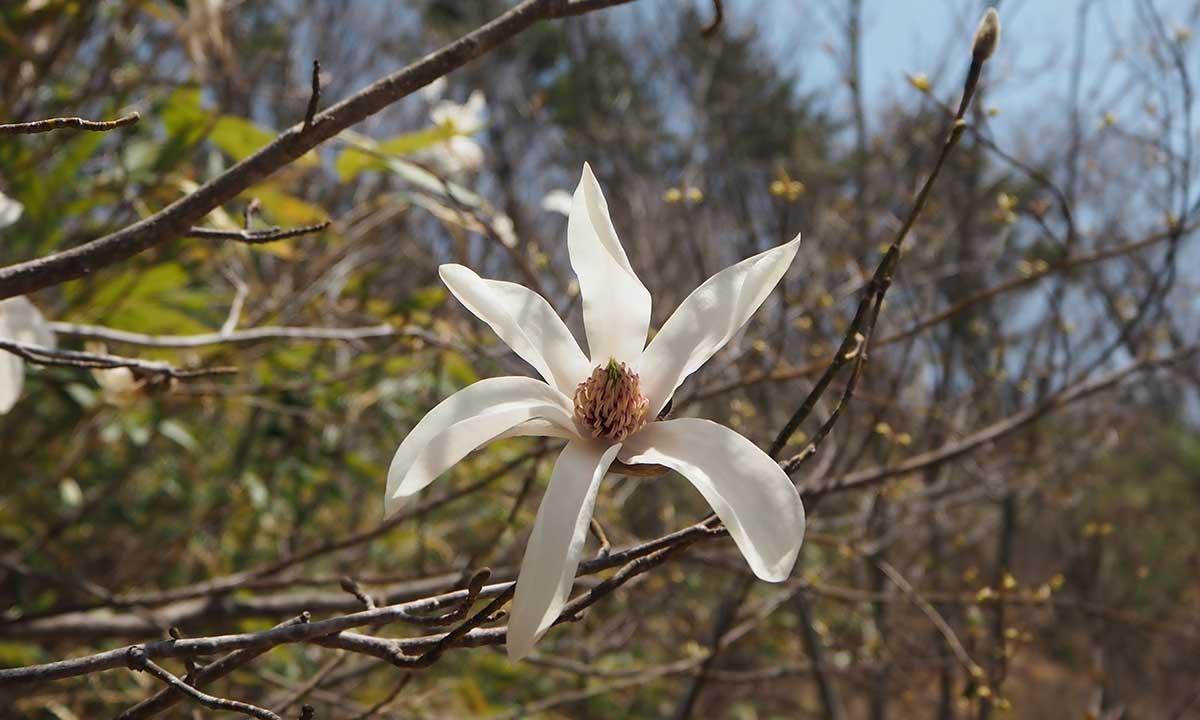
572, 359, 650, 442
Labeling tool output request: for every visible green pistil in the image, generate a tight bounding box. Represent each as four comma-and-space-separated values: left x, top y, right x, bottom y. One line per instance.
605, 358, 622, 384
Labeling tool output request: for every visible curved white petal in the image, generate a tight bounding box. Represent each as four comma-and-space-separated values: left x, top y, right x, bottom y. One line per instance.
507, 440, 621, 660
0, 297, 51, 415
443, 137, 484, 172
568, 163, 651, 365
0, 297, 55, 348
439, 264, 590, 395
620, 419, 804, 582
495, 417, 578, 441
0, 352, 23, 414
385, 377, 578, 515
638, 235, 800, 416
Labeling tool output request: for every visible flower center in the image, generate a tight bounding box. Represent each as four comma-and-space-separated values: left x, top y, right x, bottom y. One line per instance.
573, 359, 650, 442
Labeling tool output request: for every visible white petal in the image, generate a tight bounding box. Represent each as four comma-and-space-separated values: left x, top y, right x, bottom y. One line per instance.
439, 264, 590, 395
385, 377, 577, 515
0, 297, 54, 348
0, 190, 23, 229
620, 419, 804, 581
567, 163, 651, 364
507, 440, 621, 660
540, 189, 573, 217
638, 234, 800, 416
462, 90, 487, 128
421, 76, 447, 102
494, 417, 577, 441
0, 351, 23, 414
444, 137, 484, 171
493, 214, 518, 248
430, 90, 486, 131
0, 297, 49, 415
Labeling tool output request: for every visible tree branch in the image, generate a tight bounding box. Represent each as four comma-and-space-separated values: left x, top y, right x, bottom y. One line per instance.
0, 111, 140, 135
0, 339, 236, 380
0, 0, 639, 300
187, 220, 330, 244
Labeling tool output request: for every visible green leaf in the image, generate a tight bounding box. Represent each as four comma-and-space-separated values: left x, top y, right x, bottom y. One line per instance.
334, 125, 455, 182
162, 87, 207, 139
378, 125, 456, 155
156, 86, 211, 173
211, 115, 318, 166
251, 185, 329, 226
334, 147, 386, 182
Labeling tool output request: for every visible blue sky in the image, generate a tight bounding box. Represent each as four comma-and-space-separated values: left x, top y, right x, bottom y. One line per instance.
719, 0, 1161, 142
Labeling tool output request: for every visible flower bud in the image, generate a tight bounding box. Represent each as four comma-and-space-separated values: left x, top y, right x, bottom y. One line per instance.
973, 8, 1001, 62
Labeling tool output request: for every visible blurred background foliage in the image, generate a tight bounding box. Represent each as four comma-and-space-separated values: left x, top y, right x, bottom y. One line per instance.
1, 0, 1198, 718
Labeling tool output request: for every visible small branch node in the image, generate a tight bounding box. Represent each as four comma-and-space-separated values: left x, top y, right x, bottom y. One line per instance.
303, 60, 322, 130
339, 577, 376, 610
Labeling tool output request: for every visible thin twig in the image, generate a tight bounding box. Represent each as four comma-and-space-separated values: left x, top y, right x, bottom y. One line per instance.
117, 614, 311, 720
125, 647, 281, 720
768, 18, 993, 460
700, 0, 724, 37
0, 111, 140, 135
303, 60, 321, 130
49, 321, 430, 349
0, 339, 236, 380
339, 578, 376, 610
187, 221, 330, 244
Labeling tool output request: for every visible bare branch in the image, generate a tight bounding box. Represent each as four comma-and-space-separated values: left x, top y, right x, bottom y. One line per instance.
48, 321, 430, 349
0, 339, 236, 380
117, 614, 311, 720
125, 647, 281, 720
187, 220, 330, 244
0, 111, 140, 135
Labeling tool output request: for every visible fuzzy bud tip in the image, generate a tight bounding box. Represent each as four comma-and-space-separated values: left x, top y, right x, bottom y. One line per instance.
973, 8, 1001, 62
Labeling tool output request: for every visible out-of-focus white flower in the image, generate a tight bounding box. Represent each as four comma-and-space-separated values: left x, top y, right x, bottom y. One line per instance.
424, 90, 487, 174
0, 189, 23, 229
493, 214, 518, 248
437, 136, 485, 173
541, 189, 573, 216
385, 163, 805, 661
431, 90, 486, 134
92, 367, 144, 407
0, 297, 55, 414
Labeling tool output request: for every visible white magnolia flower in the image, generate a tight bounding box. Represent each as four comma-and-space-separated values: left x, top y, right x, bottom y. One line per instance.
431, 90, 486, 134
425, 90, 487, 174
386, 163, 805, 660
541, 189, 574, 216
0, 297, 55, 414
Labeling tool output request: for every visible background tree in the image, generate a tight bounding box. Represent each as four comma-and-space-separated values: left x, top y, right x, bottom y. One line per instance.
0, 1, 1197, 718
